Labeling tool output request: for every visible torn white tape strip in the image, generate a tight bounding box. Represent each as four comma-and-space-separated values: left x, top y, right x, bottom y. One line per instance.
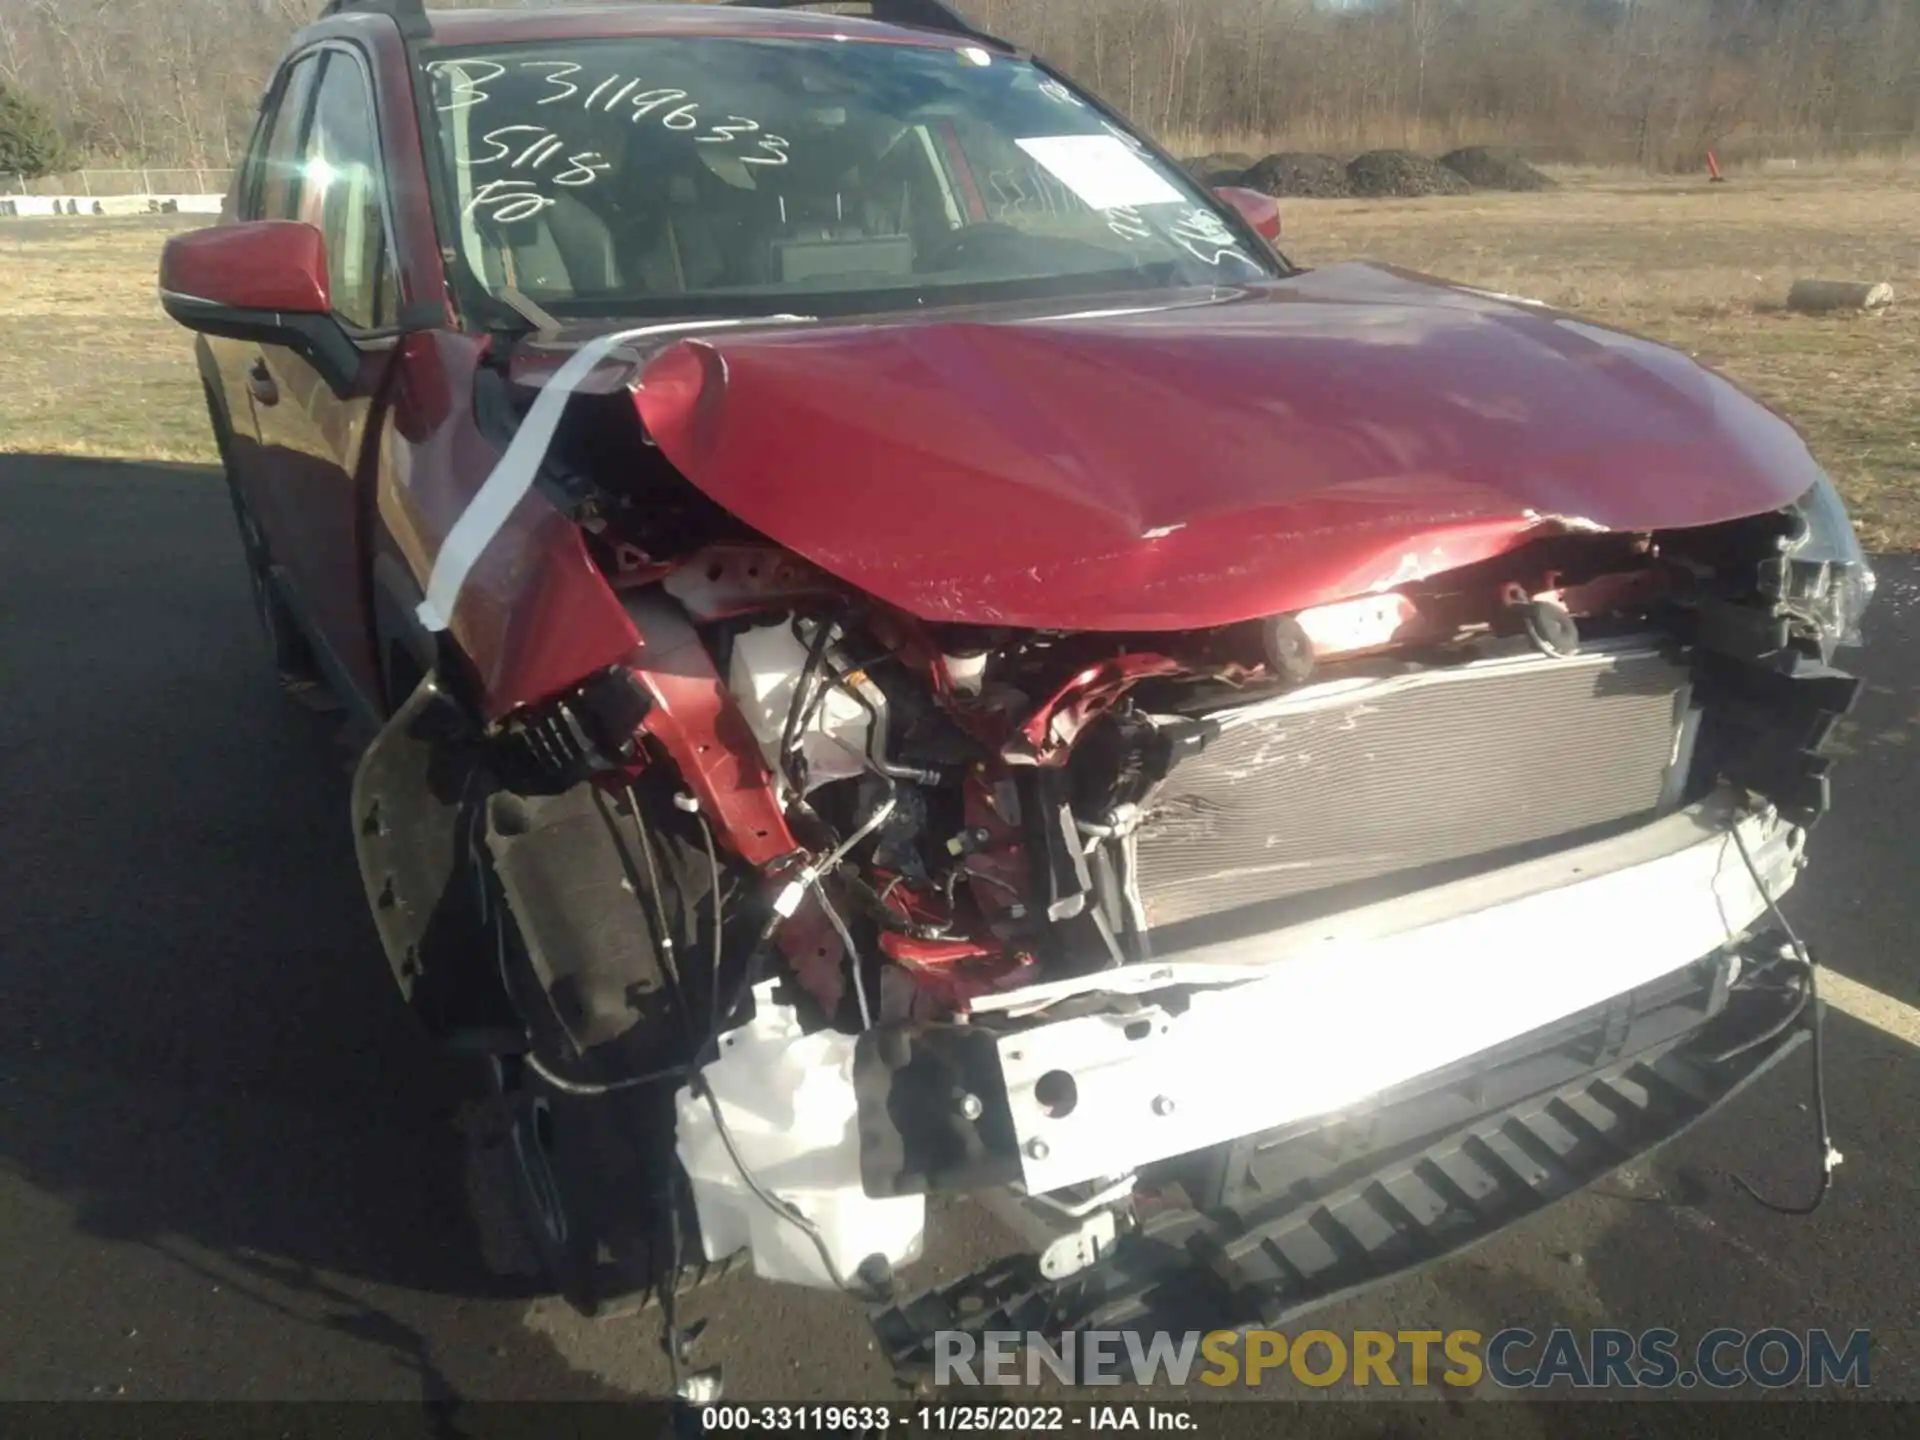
416, 315, 811, 634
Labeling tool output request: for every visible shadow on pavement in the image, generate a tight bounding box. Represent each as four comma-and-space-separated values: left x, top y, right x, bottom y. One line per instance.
0, 456, 540, 1374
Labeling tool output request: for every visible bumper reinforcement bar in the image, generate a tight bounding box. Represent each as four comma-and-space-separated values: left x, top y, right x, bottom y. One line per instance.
870, 1020, 1807, 1370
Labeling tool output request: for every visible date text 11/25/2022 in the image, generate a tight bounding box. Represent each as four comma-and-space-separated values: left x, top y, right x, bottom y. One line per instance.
698, 1407, 1193, 1433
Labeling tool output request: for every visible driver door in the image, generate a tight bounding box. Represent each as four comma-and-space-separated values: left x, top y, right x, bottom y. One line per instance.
247, 45, 402, 713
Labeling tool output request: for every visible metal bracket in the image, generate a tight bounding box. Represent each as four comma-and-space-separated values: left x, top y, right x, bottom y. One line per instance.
973, 1178, 1133, 1283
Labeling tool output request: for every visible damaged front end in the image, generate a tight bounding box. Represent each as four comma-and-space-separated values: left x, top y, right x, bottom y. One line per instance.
669, 502, 1868, 1289
355, 311, 1872, 1369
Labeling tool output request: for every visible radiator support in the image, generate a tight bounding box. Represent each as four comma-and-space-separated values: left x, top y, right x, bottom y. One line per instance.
1122, 642, 1695, 938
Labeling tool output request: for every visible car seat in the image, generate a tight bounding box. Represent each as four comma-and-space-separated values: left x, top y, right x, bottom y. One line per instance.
473, 189, 620, 299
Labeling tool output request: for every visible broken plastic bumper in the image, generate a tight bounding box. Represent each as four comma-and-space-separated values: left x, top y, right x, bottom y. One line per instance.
697, 796, 1801, 1300
856, 795, 1797, 1201
872, 988, 1808, 1367
856, 796, 1811, 1363
975, 797, 1799, 1194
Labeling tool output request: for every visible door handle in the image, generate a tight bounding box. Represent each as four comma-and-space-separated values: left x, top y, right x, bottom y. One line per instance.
246, 357, 279, 407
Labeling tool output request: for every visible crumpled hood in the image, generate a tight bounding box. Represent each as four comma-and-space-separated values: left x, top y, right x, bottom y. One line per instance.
631, 264, 1822, 630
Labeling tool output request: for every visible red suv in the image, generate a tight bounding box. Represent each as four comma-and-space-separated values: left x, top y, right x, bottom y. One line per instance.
161, 0, 1871, 1381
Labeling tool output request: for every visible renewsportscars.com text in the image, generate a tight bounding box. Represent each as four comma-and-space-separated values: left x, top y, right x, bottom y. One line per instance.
934, 1327, 1872, 1390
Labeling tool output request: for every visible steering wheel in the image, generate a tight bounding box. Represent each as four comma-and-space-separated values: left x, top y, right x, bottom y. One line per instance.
917, 221, 1029, 273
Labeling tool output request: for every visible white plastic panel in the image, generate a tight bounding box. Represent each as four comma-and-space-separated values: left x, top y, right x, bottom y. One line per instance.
676, 984, 924, 1289
994, 805, 1801, 1193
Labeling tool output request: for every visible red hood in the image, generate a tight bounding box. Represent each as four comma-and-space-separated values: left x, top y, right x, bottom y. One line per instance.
631, 265, 1822, 630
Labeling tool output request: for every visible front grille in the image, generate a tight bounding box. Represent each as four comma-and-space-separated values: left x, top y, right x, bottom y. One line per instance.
1128, 646, 1691, 930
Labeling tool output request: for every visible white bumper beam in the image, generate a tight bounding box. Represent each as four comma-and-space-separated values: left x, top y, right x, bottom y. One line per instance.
989, 799, 1800, 1193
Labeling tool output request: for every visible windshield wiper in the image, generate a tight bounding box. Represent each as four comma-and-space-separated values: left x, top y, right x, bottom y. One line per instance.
496, 287, 562, 334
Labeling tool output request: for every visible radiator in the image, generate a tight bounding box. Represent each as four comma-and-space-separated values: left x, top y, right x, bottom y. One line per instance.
1127, 645, 1693, 931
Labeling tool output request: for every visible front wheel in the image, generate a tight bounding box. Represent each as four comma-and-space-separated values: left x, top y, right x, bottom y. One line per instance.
482, 1053, 596, 1304
480, 1049, 744, 1316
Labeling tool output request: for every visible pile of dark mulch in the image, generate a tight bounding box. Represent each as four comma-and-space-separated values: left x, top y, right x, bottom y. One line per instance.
1345, 149, 1473, 197
1243, 152, 1352, 198
1183, 152, 1258, 186
1439, 146, 1556, 191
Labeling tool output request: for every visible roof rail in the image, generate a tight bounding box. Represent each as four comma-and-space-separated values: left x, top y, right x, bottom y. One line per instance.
318, 0, 431, 40
722, 0, 997, 44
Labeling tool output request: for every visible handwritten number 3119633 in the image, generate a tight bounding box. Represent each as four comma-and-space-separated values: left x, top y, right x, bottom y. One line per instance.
428, 57, 792, 170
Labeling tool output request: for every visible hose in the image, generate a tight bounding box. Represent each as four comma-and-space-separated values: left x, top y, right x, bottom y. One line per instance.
1706, 959, 1809, 1063
815, 883, 872, 1029
780, 614, 841, 796
523, 1051, 686, 1096
1724, 818, 1841, 1216
698, 812, 725, 1035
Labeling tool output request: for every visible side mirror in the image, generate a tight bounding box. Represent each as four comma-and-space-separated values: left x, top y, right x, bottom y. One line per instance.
1214, 186, 1282, 244
159, 221, 360, 395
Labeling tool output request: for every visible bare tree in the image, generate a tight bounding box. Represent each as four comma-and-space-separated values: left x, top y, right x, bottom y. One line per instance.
0, 0, 1913, 172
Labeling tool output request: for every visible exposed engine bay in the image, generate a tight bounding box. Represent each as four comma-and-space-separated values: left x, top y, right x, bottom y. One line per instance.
353, 312, 1872, 1372
496, 383, 1866, 1023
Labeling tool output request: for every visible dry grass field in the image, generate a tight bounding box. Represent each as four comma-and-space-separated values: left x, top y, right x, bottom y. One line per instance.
2, 166, 1915, 544
1281, 167, 1920, 551
0, 215, 211, 463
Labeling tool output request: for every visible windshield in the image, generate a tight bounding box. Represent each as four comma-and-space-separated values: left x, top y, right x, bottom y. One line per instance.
418, 36, 1278, 320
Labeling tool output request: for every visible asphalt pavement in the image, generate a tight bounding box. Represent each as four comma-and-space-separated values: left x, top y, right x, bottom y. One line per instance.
0, 455, 1915, 1415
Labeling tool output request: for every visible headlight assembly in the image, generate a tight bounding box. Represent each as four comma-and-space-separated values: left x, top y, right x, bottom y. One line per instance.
1766, 475, 1876, 653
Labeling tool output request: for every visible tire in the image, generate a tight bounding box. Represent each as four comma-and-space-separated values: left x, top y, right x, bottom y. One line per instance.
483, 1051, 747, 1317
484, 1052, 597, 1305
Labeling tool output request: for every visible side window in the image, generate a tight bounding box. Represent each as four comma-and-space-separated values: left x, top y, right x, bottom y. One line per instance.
249, 57, 320, 222
299, 52, 398, 331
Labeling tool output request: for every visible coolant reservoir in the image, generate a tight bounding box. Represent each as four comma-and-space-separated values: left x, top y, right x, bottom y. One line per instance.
727, 622, 876, 794
675, 983, 925, 1289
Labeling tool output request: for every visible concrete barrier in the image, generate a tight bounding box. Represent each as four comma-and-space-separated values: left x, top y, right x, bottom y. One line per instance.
1786, 278, 1896, 314
1, 193, 224, 218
